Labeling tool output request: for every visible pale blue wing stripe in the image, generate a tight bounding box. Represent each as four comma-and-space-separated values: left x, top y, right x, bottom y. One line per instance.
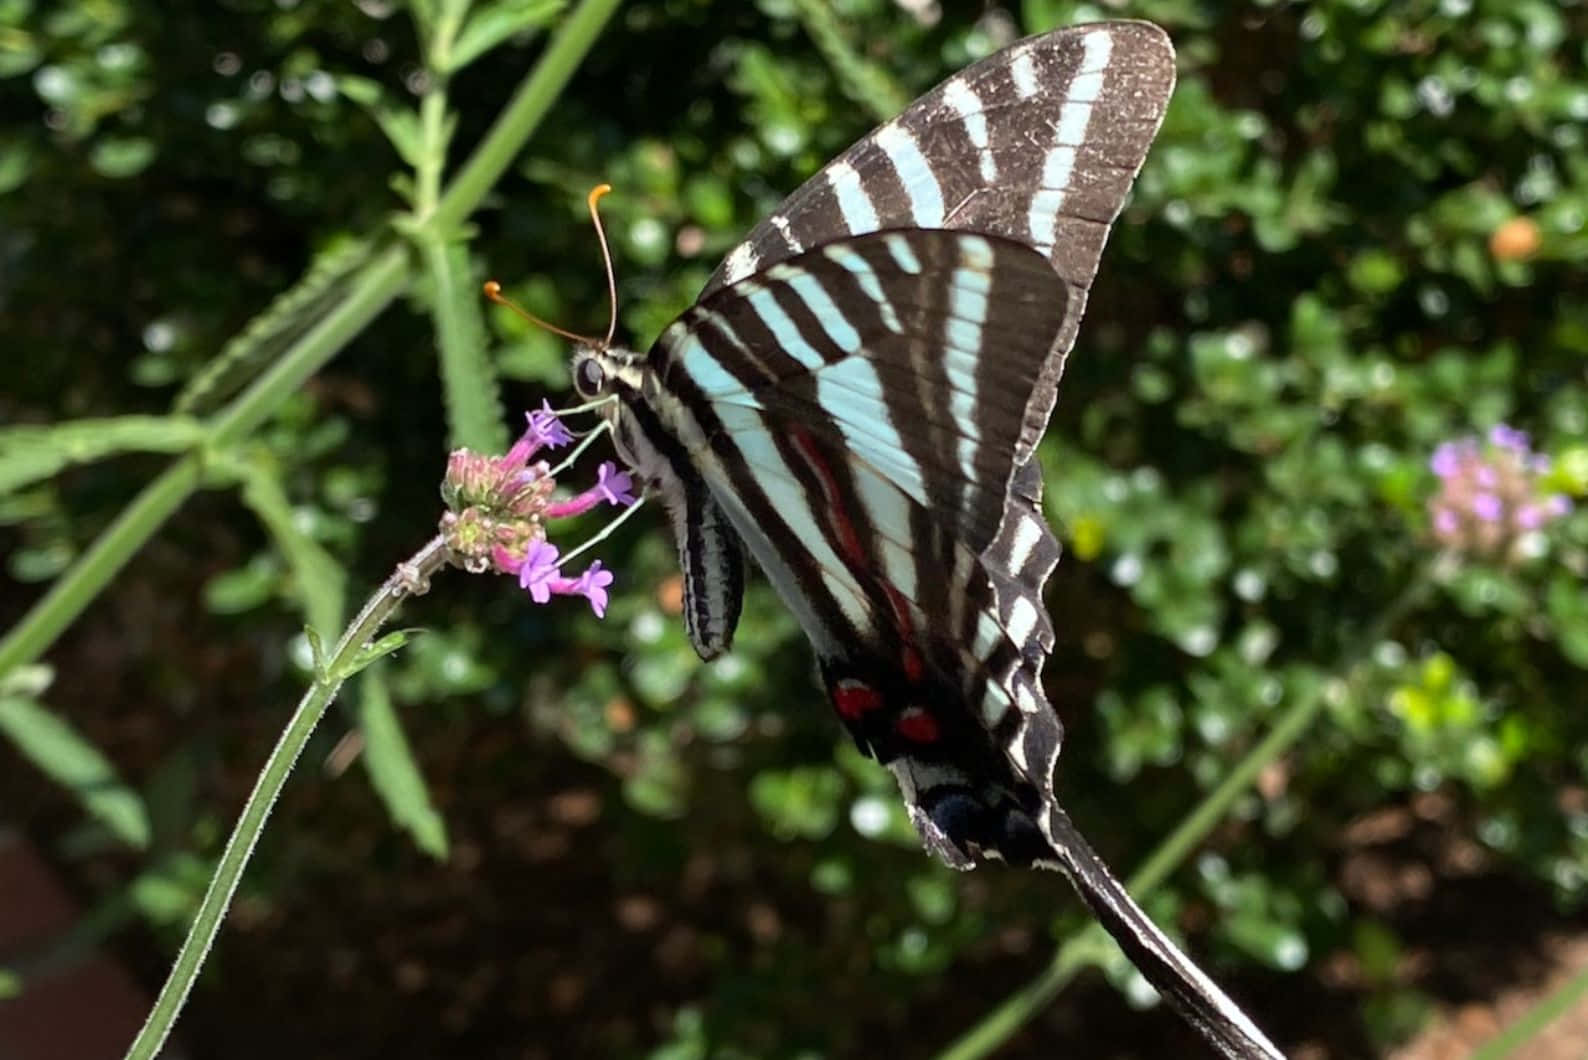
743, 283, 825, 371
824, 159, 880, 232
819, 245, 903, 333
883, 234, 922, 275
875, 124, 945, 227
774, 268, 863, 354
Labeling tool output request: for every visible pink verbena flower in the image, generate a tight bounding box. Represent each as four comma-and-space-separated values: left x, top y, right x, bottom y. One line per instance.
439, 404, 640, 614
1427, 423, 1572, 561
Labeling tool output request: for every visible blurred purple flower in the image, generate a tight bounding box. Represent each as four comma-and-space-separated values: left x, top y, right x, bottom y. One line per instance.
1489, 424, 1529, 453
1425, 424, 1573, 562
1430, 441, 1466, 479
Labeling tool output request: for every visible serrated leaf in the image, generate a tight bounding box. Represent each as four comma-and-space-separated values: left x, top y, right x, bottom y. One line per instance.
357, 666, 449, 858
447, 0, 566, 72
173, 237, 374, 415
420, 237, 507, 452
0, 415, 206, 495
0, 695, 151, 848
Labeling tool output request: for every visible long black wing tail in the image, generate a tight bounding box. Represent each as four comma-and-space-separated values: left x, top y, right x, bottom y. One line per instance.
1043, 806, 1286, 1060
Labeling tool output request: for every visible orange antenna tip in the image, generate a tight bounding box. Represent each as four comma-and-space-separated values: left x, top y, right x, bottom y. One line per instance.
483, 280, 503, 299
585, 182, 620, 347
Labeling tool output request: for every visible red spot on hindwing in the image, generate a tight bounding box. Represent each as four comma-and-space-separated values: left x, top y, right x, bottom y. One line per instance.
832, 678, 884, 720
896, 707, 940, 743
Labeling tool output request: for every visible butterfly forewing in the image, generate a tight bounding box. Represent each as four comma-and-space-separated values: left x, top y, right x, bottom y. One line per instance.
706, 21, 1174, 434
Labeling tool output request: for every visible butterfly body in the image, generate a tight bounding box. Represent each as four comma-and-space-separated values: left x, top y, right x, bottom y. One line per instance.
571, 22, 1285, 1059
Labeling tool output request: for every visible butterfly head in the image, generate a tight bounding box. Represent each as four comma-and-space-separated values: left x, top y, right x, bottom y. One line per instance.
570, 343, 643, 400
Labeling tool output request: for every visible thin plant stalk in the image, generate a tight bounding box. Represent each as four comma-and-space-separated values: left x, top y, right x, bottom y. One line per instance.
122, 538, 451, 1060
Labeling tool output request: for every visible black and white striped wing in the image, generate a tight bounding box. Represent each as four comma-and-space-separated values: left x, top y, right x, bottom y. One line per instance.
706, 20, 1175, 468
653, 229, 1067, 831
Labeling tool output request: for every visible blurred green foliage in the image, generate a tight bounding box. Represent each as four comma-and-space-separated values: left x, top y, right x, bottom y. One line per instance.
3, 0, 1588, 1056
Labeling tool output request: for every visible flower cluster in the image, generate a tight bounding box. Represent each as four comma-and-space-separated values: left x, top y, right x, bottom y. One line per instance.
439, 402, 635, 616
1428, 424, 1571, 560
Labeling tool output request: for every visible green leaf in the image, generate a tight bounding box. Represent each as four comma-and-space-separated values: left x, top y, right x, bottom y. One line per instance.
0, 694, 151, 848
356, 666, 449, 859
173, 237, 375, 415
0, 139, 31, 195
89, 136, 156, 179
233, 452, 346, 635
0, 415, 206, 495
447, 0, 567, 73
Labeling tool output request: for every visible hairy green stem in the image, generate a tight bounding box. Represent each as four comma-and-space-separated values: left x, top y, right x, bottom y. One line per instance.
122, 538, 450, 1060
936, 573, 1435, 1060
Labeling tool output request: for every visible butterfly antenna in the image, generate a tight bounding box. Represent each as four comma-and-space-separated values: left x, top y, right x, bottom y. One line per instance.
481, 281, 599, 346
586, 183, 619, 348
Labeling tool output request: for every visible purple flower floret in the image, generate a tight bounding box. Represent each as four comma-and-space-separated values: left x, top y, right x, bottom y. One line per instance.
527, 399, 574, 450
574, 561, 615, 618
518, 539, 563, 603
513, 541, 614, 616
545, 460, 639, 519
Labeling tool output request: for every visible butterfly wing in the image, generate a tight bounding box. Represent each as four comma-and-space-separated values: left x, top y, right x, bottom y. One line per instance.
650, 228, 1069, 854
706, 20, 1175, 466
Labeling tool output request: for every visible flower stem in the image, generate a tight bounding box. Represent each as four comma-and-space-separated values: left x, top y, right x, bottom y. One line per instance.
121, 537, 451, 1060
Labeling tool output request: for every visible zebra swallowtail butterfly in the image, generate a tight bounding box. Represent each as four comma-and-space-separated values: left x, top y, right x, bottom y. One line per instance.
565, 21, 1281, 1059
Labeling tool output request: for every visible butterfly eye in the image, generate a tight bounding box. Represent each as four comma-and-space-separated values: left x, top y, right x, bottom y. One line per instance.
574, 356, 606, 397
